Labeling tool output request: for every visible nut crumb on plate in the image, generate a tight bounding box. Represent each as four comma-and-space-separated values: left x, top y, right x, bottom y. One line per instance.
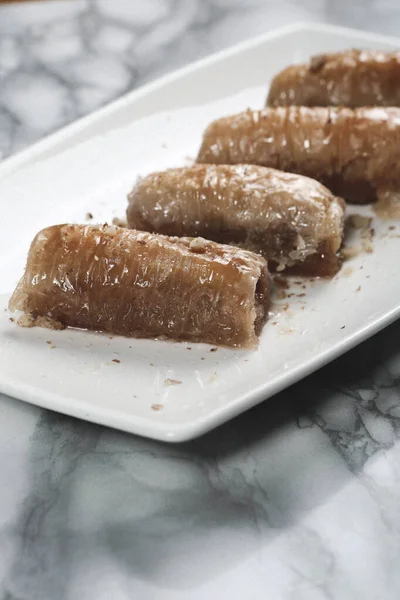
164, 378, 182, 386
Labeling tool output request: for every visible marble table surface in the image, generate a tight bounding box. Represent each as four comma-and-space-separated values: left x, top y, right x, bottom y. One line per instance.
2, 1, 400, 599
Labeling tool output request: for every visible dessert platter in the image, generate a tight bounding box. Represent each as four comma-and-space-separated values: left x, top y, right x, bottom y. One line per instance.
1, 23, 400, 441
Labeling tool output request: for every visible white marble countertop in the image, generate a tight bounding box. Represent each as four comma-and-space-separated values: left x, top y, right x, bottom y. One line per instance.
1, 1, 400, 599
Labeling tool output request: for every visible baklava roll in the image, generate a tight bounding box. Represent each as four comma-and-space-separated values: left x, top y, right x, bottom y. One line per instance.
9, 224, 270, 348
267, 49, 400, 108
127, 164, 345, 276
196, 106, 400, 204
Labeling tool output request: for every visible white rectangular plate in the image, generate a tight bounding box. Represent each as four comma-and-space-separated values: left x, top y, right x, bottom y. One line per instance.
1, 23, 400, 442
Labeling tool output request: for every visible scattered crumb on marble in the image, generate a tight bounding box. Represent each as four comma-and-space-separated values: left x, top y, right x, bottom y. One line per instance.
112, 358, 120, 363
186, 347, 192, 350
85, 212, 93, 220
210, 347, 218, 352
341, 325, 345, 329
201, 357, 205, 361
209, 372, 218, 382
296, 293, 306, 297
150, 363, 154, 366
276, 289, 287, 300
9, 317, 14, 323
50, 345, 56, 350
164, 378, 182, 386
46, 340, 52, 345
151, 403, 164, 411
356, 286, 361, 292
108, 336, 113, 339
389, 225, 396, 231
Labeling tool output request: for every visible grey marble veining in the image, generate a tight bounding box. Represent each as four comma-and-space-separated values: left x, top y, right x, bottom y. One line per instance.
2, 1, 400, 598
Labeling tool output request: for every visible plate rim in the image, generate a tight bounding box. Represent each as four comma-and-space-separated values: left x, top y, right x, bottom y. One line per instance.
1, 304, 399, 443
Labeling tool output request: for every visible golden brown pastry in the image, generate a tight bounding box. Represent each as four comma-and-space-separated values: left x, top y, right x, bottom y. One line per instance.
267, 49, 400, 107
196, 106, 400, 204
127, 164, 345, 276
9, 224, 270, 348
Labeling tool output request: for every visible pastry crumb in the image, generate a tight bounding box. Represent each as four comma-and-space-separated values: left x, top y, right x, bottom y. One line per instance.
356, 286, 361, 292
17, 313, 35, 328
9, 317, 14, 323
164, 378, 182, 386
112, 217, 128, 228
209, 372, 218, 382
342, 265, 353, 276
85, 212, 93, 220
151, 403, 164, 411
17, 314, 65, 330
210, 347, 218, 352
342, 246, 360, 260
189, 237, 208, 253
347, 214, 372, 230
112, 359, 120, 363
273, 276, 289, 289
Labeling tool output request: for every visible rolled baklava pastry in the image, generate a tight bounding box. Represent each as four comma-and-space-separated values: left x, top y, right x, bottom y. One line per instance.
127, 164, 345, 276
267, 49, 400, 108
9, 224, 269, 348
197, 106, 400, 204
